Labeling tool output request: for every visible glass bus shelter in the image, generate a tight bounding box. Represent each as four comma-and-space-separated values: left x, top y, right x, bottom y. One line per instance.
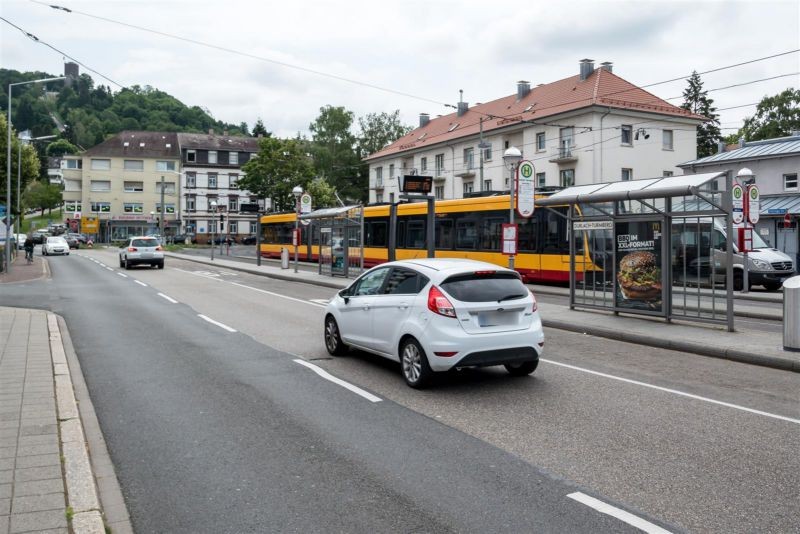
536, 171, 735, 331
300, 205, 364, 278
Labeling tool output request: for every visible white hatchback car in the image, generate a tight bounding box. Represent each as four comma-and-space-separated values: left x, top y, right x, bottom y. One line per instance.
43, 236, 70, 256
324, 258, 544, 388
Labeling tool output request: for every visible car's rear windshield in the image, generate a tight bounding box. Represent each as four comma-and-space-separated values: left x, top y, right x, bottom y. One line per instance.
132, 239, 158, 247
440, 272, 527, 302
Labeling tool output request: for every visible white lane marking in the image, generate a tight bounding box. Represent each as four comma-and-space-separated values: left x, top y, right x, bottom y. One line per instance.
230, 282, 326, 308
134, 280, 148, 287
117, 272, 128, 278
310, 298, 331, 305
198, 314, 237, 332
105, 267, 113, 271
293, 359, 382, 403
157, 292, 178, 304
567, 492, 672, 534
542, 359, 800, 425
99, 263, 106, 267
173, 267, 225, 282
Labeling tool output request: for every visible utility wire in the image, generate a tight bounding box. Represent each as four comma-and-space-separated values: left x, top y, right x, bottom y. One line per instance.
1, 15, 124, 88
34, 1, 798, 115
34, 0, 452, 109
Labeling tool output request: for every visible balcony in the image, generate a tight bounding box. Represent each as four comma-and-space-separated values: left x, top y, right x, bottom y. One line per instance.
455, 165, 476, 178
372, 179, 384, 190
549, 141, 579, 164
433, 169, 447, 182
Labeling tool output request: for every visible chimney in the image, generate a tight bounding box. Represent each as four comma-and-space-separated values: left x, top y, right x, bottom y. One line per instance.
579, 59, 594, 81
517, 80, 531, 101
600, 62, 613, 73
457, 89, 468, 117
419, 113, 430, 128
717, 141, 726, 154
208, 128, 214, 135
738, 136, 745, 148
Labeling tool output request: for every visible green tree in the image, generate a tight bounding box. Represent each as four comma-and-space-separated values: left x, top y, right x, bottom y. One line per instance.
252, 118, 270, 137
309, 106, 361, 201
739, 88, 800, 141
22, 180, 61, 215
306, 176, 338, 209
46, 139, 80, 157
239, 136, 316, 212
356, 110, 412, 158
681, 71, 721, 158
0, 112, 41, 221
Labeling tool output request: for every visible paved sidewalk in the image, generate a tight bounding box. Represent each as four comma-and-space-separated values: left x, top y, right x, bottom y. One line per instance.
0, 308, 116, 534
166, 251, 800, 373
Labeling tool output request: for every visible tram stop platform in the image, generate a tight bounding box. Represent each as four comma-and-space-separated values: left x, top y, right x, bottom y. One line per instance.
165, 251, 800, 374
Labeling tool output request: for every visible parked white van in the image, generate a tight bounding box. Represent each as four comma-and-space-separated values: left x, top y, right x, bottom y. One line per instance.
672, 220, 795, 291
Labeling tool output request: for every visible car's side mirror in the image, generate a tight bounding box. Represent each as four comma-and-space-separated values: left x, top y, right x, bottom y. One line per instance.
339, 288, 351, 304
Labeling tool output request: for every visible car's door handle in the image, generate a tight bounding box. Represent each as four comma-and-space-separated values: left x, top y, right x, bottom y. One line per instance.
398, 303, 409, 309
362, 304, 370, 311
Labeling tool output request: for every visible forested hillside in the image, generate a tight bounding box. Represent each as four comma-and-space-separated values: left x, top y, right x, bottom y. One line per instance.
0, 69, 247, 149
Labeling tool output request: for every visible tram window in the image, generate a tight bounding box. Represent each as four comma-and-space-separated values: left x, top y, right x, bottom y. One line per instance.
264, 225, 277, 243
456, 219, 478, 249
435, 219, 454, 249
368, 221, 388, 247
396, 221, 406, 248
407, 220, 426, 249
311, 225, 320, 245
480, 217, 504, 251
542, 209, 568, 253
518, 217, 538, 252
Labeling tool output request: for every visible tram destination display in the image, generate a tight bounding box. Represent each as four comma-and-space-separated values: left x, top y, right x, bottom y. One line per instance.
615, 220, 664, 313
402, 175, 433, 194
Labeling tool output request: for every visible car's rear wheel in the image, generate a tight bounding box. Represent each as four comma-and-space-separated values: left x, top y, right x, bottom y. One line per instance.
157, 261, 164, 270
124, 258, 130, 270
119, 258, 124, 268
763, 281, 781, 291
504, 360, 539, 376
324, 315, 348, 356
401, 338, 433, 389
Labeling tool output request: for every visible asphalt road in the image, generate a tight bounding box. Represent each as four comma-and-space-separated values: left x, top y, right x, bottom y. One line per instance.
2, 249, 798, 533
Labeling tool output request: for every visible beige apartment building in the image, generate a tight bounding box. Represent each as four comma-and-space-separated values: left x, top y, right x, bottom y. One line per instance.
61, 132, 181, 241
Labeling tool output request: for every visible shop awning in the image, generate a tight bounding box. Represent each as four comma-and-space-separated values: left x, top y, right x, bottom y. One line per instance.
759, 194, 800, 216
535, 172, 726, 206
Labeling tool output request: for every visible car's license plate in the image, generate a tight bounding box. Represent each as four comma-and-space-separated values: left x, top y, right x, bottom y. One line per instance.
141, 252, 153, 258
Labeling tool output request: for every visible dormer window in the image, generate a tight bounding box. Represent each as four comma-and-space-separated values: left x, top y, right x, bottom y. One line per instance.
187, 150, 196, 162
448, 123, 459, 132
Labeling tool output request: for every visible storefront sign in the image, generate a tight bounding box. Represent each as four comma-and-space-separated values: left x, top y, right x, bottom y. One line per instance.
615, 220, 663, 313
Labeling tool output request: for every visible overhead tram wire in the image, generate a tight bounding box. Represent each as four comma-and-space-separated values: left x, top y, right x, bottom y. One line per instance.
1, 16, 124, 89
33, 0, 452, 110
33, 2, 799, 115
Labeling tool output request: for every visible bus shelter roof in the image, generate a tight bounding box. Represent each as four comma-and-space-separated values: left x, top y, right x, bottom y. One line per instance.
299, 205, 361, 220
535, 172, 726, 206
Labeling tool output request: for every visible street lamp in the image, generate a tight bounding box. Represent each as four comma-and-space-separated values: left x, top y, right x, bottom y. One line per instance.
209, 200, 217, 260
5, 76, 65, 274
292, 185, 303, 273
503, 146, 523, 270
17, 132, 57, 239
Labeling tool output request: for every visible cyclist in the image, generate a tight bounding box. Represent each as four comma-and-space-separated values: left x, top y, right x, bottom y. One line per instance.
23, 235, 35, 264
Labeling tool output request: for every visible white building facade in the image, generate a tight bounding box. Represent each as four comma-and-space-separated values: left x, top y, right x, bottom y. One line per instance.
366, 60, 703, 203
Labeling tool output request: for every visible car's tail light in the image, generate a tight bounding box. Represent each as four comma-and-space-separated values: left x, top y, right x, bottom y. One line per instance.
474, 270, 496, 276
434, 351, 458, 357
155, 246, 163, 251
427, 286, 456, 318
127, 247, 137, 252
529, 288, 538, 312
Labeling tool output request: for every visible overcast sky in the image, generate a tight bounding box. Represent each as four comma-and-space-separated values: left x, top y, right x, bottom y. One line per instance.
3, 0, 799, 139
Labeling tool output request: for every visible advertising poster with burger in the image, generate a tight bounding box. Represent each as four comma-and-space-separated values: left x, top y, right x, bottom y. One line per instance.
615, 221, 663, 313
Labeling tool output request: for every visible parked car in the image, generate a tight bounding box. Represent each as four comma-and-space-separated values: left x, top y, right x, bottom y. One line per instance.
67, 232, 88, 244
31, 231, 50, 245
240, 235, 257, 245
212, 235, 235, 245
169, 233, 197, 245
15, 234, 27, 250
43, 236, 70, 256
119, 236, 164, 269
64, 235, 80, 249
323, 258, 544, 388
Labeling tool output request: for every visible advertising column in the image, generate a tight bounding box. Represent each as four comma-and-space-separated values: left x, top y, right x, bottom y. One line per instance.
615, 220, 664, 313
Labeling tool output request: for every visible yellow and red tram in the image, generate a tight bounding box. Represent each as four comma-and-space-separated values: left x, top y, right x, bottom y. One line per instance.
259, 195, 597, 283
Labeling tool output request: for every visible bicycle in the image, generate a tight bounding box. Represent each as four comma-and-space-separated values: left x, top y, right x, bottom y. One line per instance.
25, 249, 34, 264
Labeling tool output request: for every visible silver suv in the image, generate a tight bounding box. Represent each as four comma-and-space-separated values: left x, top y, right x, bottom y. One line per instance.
119, 236, 165, 269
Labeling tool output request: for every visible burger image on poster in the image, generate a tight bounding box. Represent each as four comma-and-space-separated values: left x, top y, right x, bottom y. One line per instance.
617, 251, 662, 300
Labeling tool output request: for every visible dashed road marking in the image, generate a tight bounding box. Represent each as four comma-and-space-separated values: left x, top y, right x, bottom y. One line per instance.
117, 272, 128, 278
134, 280, 148, 287
293, 359, 382, 403
157, 292, 178, 304
230, 282, 326, 308
567, 492, 672, 534
198, 314, 237, 332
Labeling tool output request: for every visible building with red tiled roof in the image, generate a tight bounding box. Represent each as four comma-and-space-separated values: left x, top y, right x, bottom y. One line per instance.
365, 60, 705, 203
